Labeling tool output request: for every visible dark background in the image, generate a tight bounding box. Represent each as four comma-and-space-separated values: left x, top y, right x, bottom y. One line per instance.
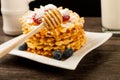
29, 0, 101, 17
0, 0, 101, 17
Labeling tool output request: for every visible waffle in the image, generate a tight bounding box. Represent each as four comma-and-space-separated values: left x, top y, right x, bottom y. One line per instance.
19, 4, 86, 57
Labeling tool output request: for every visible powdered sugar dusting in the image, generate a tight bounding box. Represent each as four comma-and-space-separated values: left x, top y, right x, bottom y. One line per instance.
35, 9, 44, 19
44, 4, 57, 10
60, 9, 69, 16
25, 11, 34, 23
25, 4, 72, 26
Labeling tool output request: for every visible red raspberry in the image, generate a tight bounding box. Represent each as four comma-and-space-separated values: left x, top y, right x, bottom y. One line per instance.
32, 14, 42, 24
62, 15, 70, 22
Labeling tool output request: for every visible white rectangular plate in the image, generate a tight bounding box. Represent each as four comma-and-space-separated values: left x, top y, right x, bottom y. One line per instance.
9, 32, 112, 70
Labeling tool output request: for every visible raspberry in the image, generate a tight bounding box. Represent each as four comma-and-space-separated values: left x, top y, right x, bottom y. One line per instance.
32, 14, 42, 24
62, 15, 70, 22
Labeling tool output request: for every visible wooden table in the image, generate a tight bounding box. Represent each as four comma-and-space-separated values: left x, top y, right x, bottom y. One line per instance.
0, 16, 120, 80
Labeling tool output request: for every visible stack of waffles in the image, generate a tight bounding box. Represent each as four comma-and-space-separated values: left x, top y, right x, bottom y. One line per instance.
19, 4, 86, 57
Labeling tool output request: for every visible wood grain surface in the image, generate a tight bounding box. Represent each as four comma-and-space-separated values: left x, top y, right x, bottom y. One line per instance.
0, 17, 120, 80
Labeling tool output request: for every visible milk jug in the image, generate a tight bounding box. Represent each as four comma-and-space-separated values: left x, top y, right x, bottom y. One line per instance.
1, 0, 34, 35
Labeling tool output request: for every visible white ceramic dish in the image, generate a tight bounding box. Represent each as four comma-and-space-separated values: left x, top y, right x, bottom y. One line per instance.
9, 32, 112, 70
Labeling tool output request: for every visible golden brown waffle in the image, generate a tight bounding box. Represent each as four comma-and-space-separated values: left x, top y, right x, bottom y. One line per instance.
19, 6, 86, 57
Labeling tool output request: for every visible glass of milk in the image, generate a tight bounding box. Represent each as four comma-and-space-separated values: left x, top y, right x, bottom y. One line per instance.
101, 0, 120, 34
1, 0, 30, 36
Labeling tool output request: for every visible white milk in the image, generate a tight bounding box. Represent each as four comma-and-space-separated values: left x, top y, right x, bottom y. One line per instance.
101, 0, 120, 32
1, 0, 34, 36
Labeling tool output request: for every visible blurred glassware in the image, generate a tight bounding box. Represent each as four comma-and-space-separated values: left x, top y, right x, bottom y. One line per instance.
1, 0, 34, 36
101, 0, 120, 34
